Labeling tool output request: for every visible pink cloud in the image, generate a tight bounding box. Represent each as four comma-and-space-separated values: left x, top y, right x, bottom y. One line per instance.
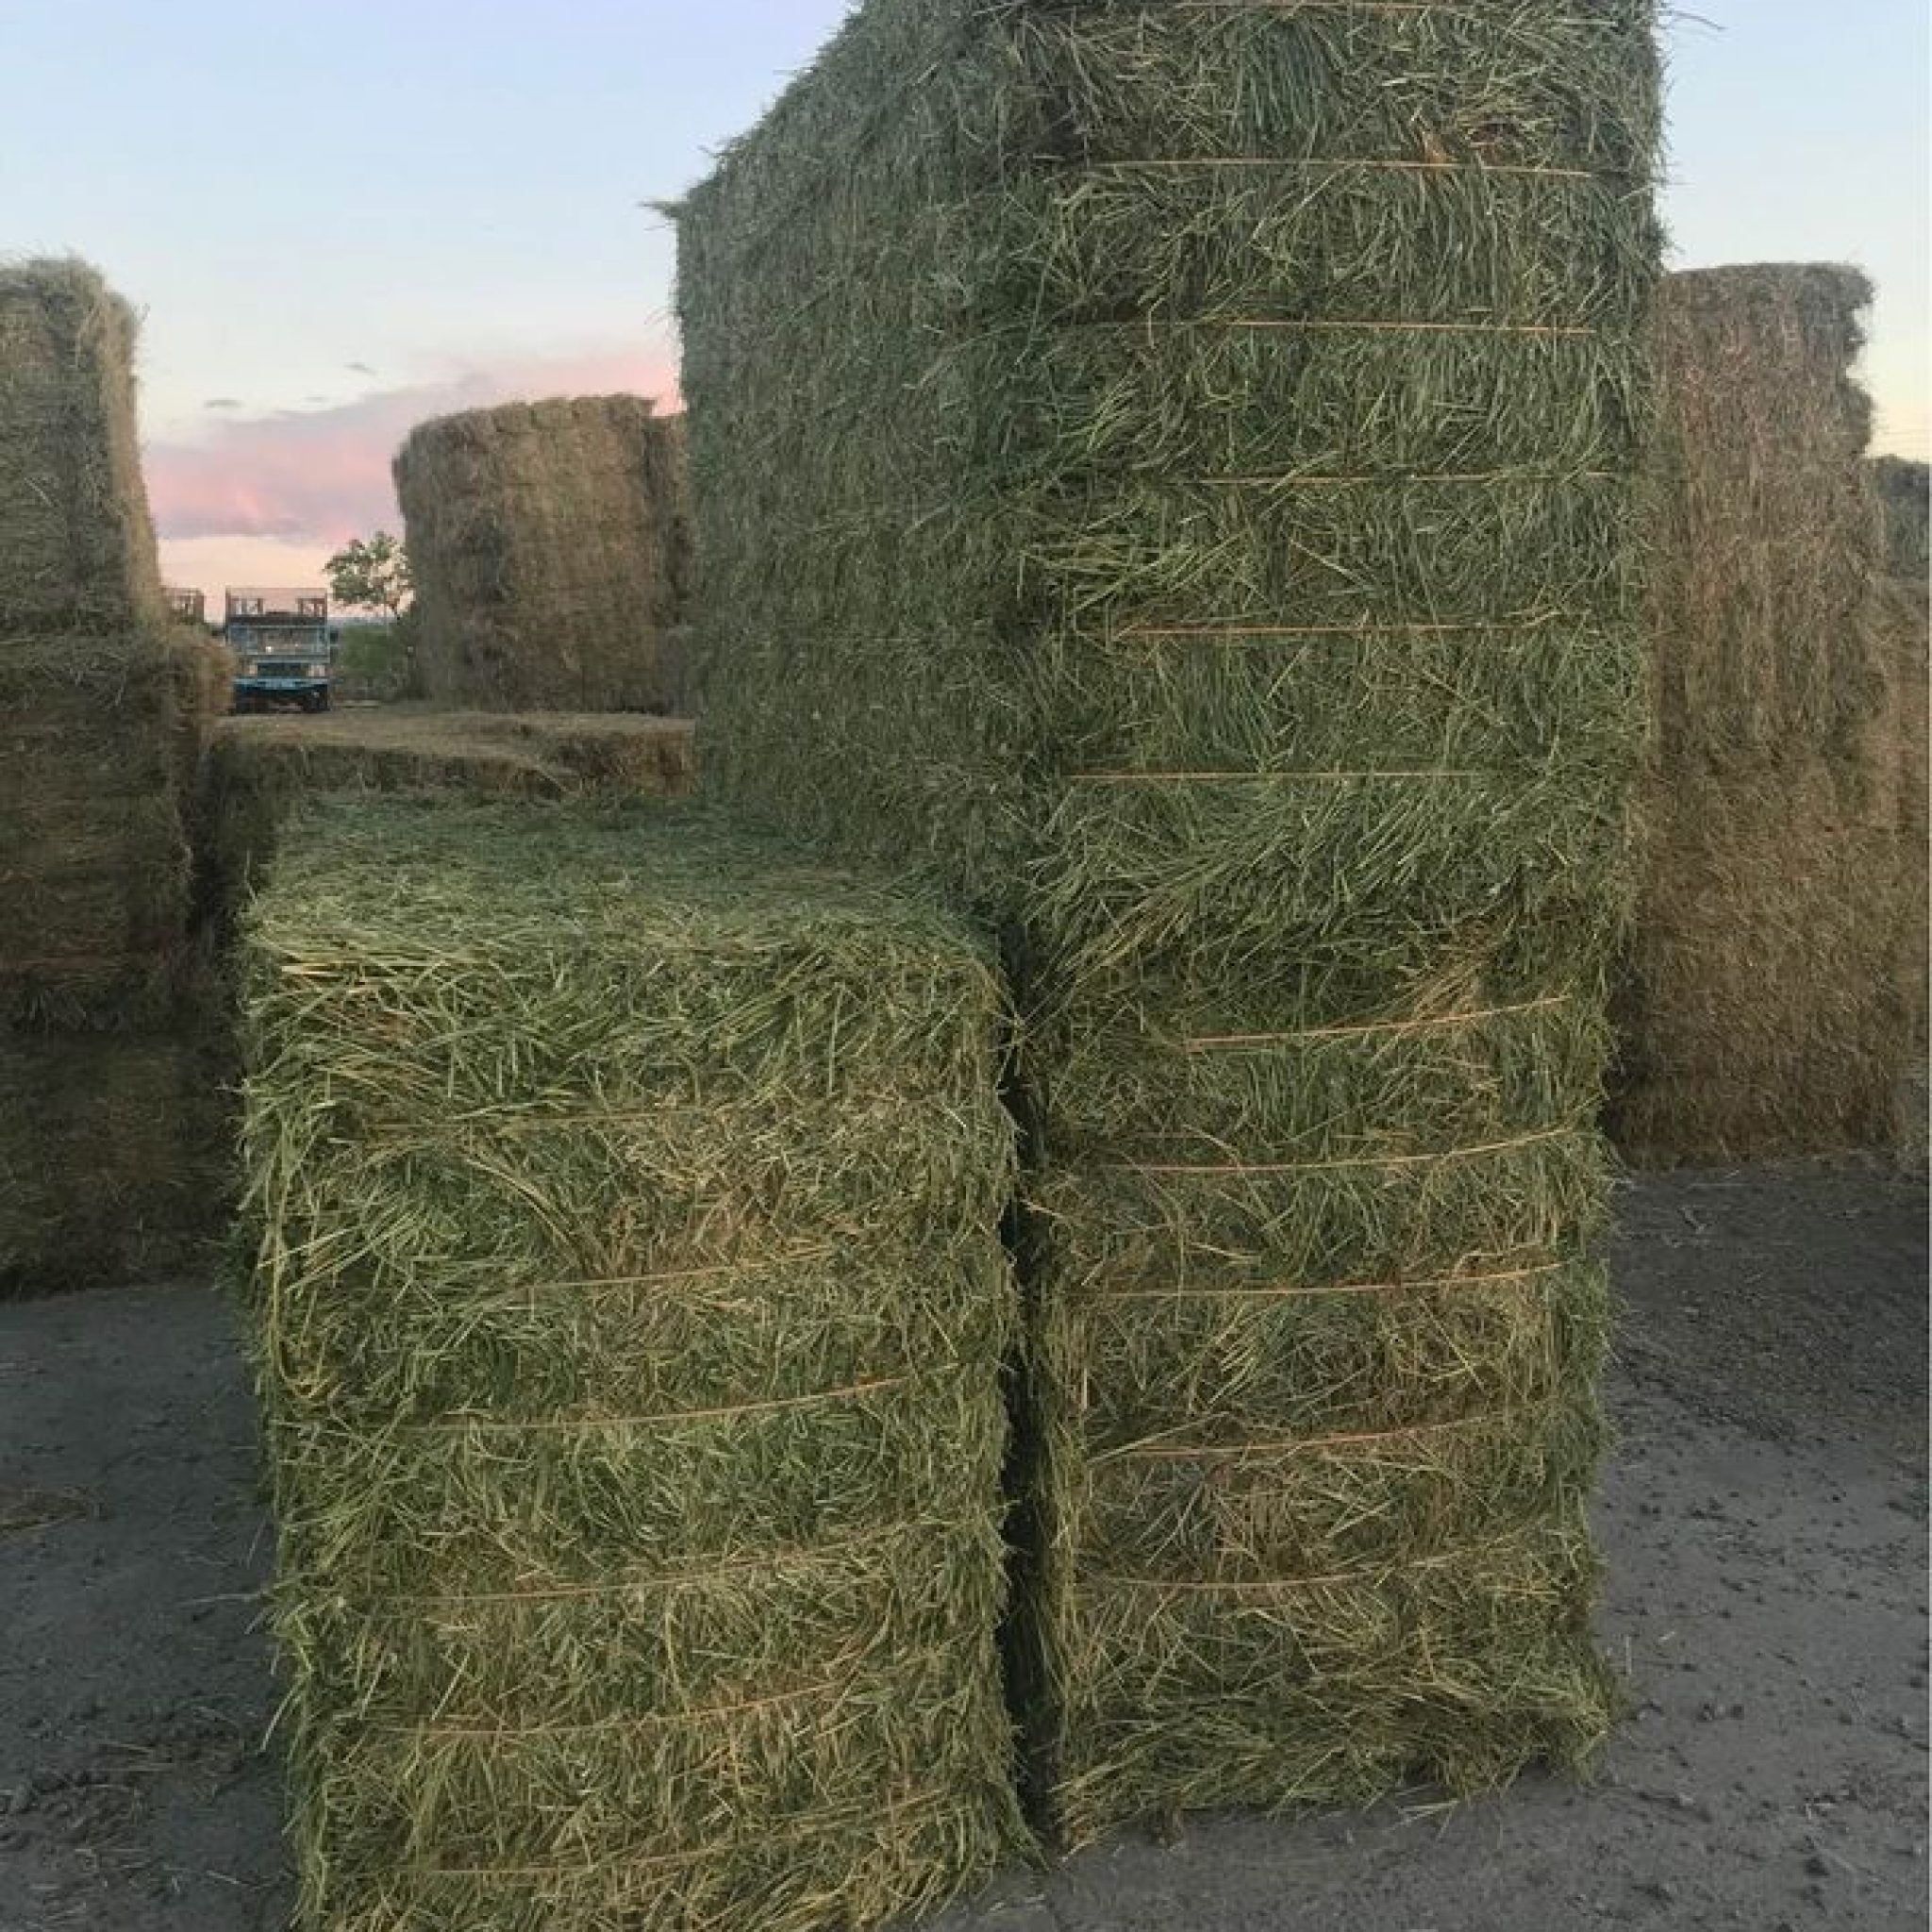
143, 349, 680, 548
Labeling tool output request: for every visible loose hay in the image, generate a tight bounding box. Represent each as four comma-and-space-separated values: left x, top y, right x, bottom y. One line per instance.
240, 799, 1025, 1932
1613, 266, 1916, 1161
393, 397, 690, 712
675, 0, 1658, 1840
0, 258, 164, 632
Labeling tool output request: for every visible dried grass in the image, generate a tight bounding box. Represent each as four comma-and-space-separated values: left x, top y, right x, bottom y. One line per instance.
393, 397, 690, 713
0, 258, 164, 632
239, 799, 1025, 1931
198, 706, 695, 913
0, 634, 217, 1028
0, 1021, 225, 1295
1613, 266, 1919, 1161
675, 0, 1659, 1840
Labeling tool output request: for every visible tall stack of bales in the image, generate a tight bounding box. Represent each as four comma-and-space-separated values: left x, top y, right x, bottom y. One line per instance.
0, 258, 225, 1292
677, 1, 1660, 1840
393, 396, 689, 713
1614, 265, 1914, 1161
1867, 452, 1929, 1151
241, 800, 1024, 1932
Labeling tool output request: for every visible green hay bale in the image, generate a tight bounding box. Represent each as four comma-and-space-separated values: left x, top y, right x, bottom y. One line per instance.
0, 635, 211, 1027
1613, 266, 1915, 1162
198, 707, 696, 916
0, 1021, 225, 1295
239, 798, 1025, 1932
675, 0, 1658, 1840
393, 398, 690, 713
0, 258, 165, 634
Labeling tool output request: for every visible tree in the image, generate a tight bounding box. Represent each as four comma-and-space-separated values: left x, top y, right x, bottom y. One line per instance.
324, 530, 412, 621
325, 530, 420, 698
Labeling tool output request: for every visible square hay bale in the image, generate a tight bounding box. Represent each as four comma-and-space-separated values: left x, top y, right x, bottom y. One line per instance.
199, 707, 696, 916
1867, 455, 1929, 1156
675, 0, 1659, 1840
0, 258, 164, 634
392, 397, 690, 713
1613, 266, 1916, 1162
240, 799, 1024, 1932
0, 635, 213, 1026
0, 1022, 225, 1295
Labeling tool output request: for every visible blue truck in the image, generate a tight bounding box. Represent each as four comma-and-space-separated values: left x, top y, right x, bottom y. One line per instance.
225, 588, 336, 712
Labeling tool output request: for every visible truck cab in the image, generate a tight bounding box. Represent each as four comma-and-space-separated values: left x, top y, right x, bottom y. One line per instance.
225, 589, 335, 712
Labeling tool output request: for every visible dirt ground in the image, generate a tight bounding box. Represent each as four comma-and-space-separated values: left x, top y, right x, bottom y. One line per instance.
1, 1159, 1924, 1932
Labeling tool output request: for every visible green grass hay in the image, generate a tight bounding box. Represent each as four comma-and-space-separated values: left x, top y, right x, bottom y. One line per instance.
675, 0, 1660, 1840
0, 259, 225, 1291
199, 706, 696, 915
240, 799, 1025, 1932
1612, 266, 1918, 1161
393, 397, 690, 713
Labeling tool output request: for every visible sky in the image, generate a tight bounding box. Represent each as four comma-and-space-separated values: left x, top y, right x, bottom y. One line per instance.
2, 0, 1925, 603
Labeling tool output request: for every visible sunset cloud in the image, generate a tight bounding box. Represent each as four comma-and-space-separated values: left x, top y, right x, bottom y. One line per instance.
145, 348, 679, 550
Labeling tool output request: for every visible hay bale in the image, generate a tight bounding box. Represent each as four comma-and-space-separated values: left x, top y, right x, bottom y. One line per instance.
0, 1023, 225, 1295
0, 260, 226, 1292
1613, 266, 1914, 1161
0, 258, 164, 633
0, 635, 213, 1026
393, 397, 689, 712
240, 798, 1024, 1931
1867, 455, 1929, 1155
1871, 453, 1930, 583
198, 707, 695, 914
676, 0, 1659, 1838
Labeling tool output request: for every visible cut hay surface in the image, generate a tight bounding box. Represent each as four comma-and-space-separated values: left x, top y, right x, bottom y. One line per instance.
0, 635, 218, 1027
1614, 266, 1916, 1162
393, 397, 689, 712
0, 258, 164, 633
0, 1022, 225, 1295
677, 0, 1658, 1840
200, 706, 696, 911
240, 799, 1024, 1932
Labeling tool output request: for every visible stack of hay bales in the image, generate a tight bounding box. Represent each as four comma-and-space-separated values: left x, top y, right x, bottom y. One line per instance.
1613, 265, 1917, 1161
393, 396, 689, 713
677, 0, 1659, 1840
0, 258, 225, 1291
240, 799, 1024, 1930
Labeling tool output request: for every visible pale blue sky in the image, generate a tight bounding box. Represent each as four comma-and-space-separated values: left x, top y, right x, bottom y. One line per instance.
0, 0, 1924, 593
